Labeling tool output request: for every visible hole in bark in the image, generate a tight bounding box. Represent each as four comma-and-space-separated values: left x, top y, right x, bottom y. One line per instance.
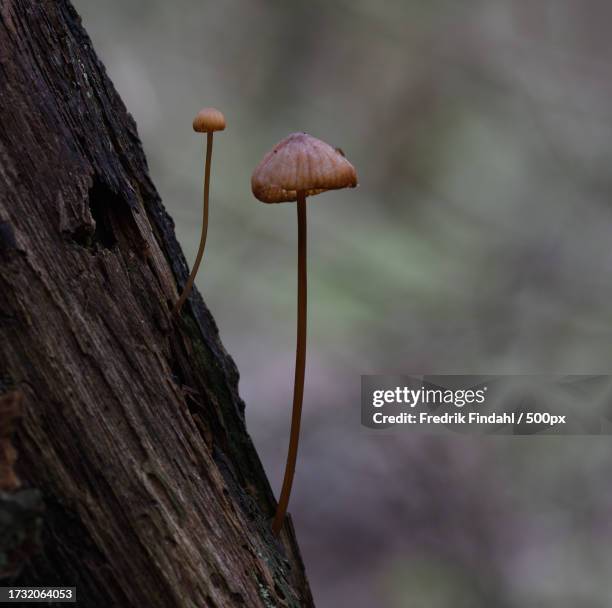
87, 177, 141, 251
88, 178, 119, 248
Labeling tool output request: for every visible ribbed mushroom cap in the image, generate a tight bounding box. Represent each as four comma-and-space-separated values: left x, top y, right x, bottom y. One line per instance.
251, 132, 357, 204
192, 107, 226, 133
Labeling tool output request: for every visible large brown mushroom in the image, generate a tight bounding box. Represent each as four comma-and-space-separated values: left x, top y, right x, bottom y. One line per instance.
251, 132, 357, 535
173, 107, 226, 316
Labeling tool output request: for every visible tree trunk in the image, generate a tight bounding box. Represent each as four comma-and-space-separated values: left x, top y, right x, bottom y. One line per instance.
0, 1, 314, 606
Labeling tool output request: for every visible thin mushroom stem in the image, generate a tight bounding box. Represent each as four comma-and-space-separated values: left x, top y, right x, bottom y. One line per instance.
272, 190, 307, 536
173, 131, 214, 316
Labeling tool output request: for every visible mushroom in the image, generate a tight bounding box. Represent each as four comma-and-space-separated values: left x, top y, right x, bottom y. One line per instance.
173, 107, 226, 316
251, 132, 357, 535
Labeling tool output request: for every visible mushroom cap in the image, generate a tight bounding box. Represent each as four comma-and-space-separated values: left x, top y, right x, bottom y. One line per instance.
192, 107, 226, 133
251, 132, 357, 203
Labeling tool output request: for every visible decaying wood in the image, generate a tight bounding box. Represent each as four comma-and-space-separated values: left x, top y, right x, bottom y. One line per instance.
0, 1, 314, 605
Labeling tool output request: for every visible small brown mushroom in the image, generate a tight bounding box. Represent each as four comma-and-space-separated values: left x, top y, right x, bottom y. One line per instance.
251, 132, 357, 535
173, 108, 226, 316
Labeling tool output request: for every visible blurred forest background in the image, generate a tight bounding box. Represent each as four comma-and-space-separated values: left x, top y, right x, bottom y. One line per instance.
73, 1, 612, 606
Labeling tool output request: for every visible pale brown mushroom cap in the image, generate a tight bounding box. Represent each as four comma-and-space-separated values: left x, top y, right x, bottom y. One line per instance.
251, 132, 358, 204
192, 107, 226, 133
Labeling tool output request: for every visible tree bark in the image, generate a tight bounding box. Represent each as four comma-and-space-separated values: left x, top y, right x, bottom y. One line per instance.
0, 1, 314, 606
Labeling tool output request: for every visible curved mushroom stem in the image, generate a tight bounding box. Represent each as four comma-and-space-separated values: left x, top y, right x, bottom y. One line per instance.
173, 131, 214, 317
272, 191, 307, 536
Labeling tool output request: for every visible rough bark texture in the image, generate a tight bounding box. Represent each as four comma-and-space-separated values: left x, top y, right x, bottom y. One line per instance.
0, 1, 314, 606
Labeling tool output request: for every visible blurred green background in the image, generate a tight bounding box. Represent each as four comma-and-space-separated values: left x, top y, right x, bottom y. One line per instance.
73, 1, 612, 605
